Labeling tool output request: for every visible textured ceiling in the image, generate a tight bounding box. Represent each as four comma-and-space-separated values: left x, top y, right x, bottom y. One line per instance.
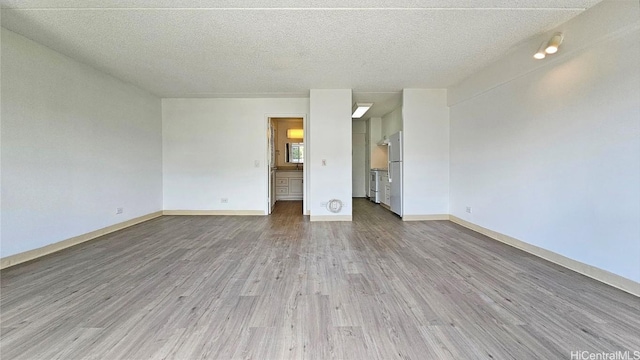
1, 0, 601, 107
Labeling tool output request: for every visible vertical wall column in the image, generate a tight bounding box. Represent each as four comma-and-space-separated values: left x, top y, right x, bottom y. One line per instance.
309, 89, 352, 221
402, 89, 450, 220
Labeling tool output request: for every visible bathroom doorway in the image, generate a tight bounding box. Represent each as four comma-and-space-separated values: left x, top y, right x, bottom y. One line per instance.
266, 116, 306, 215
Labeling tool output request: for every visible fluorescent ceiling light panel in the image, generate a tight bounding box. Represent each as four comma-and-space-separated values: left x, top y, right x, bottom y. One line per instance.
352, 103, 373, 118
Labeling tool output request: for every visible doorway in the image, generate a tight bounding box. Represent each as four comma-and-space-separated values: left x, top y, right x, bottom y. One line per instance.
352, 132, 367, 197
266, 116, 306, 215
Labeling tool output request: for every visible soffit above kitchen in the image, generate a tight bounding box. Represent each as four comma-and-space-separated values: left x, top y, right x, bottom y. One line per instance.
0, 0, 602, 98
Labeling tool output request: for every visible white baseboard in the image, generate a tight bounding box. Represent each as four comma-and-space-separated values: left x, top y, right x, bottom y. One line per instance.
163, 210, 265, 216
310, 215, 352, 222
0, 211, 163, 269
403, 214, 450, 221
449, 215, 640, 297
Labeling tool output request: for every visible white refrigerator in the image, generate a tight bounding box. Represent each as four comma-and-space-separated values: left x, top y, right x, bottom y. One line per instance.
388, 131, 403, 216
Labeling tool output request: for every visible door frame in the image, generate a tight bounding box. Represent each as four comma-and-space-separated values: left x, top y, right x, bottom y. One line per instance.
266, 118, 275, 215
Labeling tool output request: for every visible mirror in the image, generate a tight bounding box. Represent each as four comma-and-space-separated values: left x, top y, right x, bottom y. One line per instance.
286, 143, 304, 163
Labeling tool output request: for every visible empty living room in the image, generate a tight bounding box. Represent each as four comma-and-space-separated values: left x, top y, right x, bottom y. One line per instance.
1, 0, 639, 359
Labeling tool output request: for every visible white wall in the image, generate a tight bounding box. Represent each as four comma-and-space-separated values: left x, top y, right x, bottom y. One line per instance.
382, 106, 402, 139
162, 98, 309, 213
368, 117, 387, 169
352, 120, 366, 197
352, 119, 366, 134
309, 89, 352, 220
449, 1, 640, 282
1, 29, 162, 257
402, 89, 450, 217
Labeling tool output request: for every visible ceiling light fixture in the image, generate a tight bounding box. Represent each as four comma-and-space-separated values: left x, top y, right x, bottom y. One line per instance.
533, 33, 564, 60
545, 33, 564, 55
533, 42, 547, 60
287, 128, 304, 139
352, 103, 373, 118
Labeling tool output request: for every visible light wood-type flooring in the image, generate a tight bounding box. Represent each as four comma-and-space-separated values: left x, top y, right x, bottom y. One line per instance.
1, 199, 639, 359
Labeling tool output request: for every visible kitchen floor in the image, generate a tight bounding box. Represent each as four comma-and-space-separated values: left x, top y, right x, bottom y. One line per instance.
1, 199, 638, 359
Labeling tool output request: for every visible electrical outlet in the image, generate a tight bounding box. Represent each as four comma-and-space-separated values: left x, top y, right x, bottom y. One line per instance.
466, 206, 472, 214
221, 198, 229, 204
116, 207, 123, 214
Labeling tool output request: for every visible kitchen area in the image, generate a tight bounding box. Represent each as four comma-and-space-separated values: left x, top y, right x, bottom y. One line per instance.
355, 99, 404, 218
355, 91, 449, 222
369, 131, 402, 217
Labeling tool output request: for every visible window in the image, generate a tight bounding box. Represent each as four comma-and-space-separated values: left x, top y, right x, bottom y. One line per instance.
286, 143, 304, 163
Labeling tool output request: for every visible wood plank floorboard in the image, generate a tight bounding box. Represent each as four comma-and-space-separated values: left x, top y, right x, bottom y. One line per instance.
1, 199, 638, 359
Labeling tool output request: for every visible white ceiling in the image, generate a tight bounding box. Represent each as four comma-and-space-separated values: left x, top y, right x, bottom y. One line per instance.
1, 0, 601, 115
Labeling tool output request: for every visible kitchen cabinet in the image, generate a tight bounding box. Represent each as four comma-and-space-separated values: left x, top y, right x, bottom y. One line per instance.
289, 178, 303, 195
275, 171, 303, 200
379, 171, 390, 206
